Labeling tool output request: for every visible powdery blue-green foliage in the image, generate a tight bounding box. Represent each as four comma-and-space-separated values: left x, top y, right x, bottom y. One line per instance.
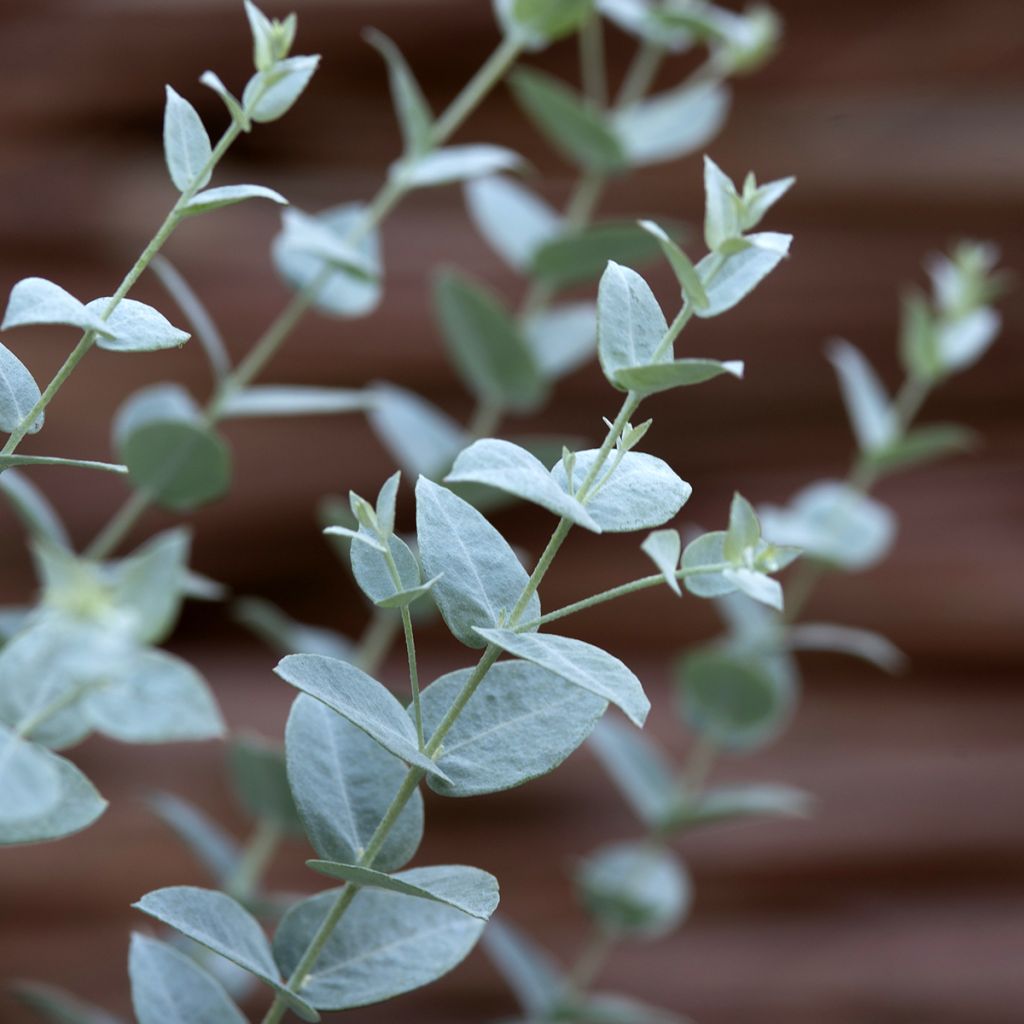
1, 2, 1006, 1023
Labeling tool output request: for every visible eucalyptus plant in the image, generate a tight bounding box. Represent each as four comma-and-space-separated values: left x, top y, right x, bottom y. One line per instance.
0, 1, 1006, 1023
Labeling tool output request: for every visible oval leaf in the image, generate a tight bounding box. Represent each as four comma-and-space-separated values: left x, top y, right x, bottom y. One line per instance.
0, 342, 42, 434
163, 86, 212, 193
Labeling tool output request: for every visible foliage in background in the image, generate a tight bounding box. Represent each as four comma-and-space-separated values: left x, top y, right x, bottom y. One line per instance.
0, 1, 1005, 1022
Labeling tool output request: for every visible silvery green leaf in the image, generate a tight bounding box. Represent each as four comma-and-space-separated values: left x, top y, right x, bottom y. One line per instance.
149, 792, 241, 884
1, 277, 113, 336
272, 203, 382, 319
866, 423, 976, 475
220, 385, 368, 418
826, 338, 897, 453
788, 622, 907, 673
899, 291, 941, 381
150, 256, 231, 380
0, 607, 31, 644
350, 531, 423, 605
199, 70, 250, 132
722, 567, 782, 611
638, 219, 708, 308
598, 0, 694, 49
0, 455, 126, 474
0, 342, 42, 434
464, 175, 563, 271
277, 208, 377, 278
667, 782, 813, 831
531, 219, 672, 290
162, 86, 212, 193
446, 440, 600, 531
185, 572, 227, 600
244, 0, 277, 71
399, 145, 524, 188
419, 661, 606, 797
476, 629, 649, 727
509, 67, 627, 174
641, 529, 682, 595
83, 648, 223, 743
492, 0, 548, 50
11, 981, 123, 1024
0, 470, 69, 548
695, 232, 792, 317
132, 886, 318, 1021
681, 531, 733, 598
724, 491, 761, 561
510, 0, 594, 40
575, 840, 690, 938
676, 647, 796, 751
272, 883, 486, 1010
305, 862, 499, 920
181, 184, 287, 216
286, 695, 424, 871
374, 471, 401, 536
612, 357, 743, 395
759, 481, 895, 570
376, 578, 439, 609
368, 383, 468, 479
0, 736, 106, 845
243, 55, 321, 124
596, 262, 667, 384
274, 653, 446, 779
613, 81, 729, 167
936, 306, 1001, 373
109, 527, 191, 644
434, 272, 546, 412
364, 29, 433, 156
523, 302, 595, 379
416, 477, 539, 647
114, 383, 232, 511
228, 734, 303, 833
741, 174, 796, 231
702, 156, 741, 252
552, 450, 692, 533
130, 933, 247, 1024
0, 724, 61, 825
482, 919, 564, 1018
234, 598, 354, 661
588, 717, 680, 830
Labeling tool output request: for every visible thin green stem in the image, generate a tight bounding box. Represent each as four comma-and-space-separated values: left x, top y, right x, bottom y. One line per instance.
565, 925, 614, 996
679, 733, 717, 801
579, 12, 608, 108
401, 608, 422, 748
616, 40, 664, 107
466, 400, 503, 441
227, 819, 281, 903
354, 610, 402, 677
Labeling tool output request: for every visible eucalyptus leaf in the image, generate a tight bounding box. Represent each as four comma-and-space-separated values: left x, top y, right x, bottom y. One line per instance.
0, 342, 42, 434
368, 383, 468, 479
419, 661, 607, 797
305, 862, 499, 920
695, 232, 792, 317
613, 80, 729, 167
129, 933, 248, 1024
1, 277, 114, 336
446, 439, 600, 530
788, 622, 907, 673
936, 306, 1001, 373
758, 481, 895, 570
365, 29, 433, 156
826, 338, 897, 453
0, 724, 61, 824
866, 423, 976, 475
0, 455, 127, 474
551, 450, 692, 533
180, 184, 288, 216
575, 840, 690, 938
416, 477, 540, 647
220, 386, 369, 418
596, 262, 668, 384
163, 86, 212, 193
83, 648, 224, 744
612, 357, 743, 395
638, 219, 708, 308
272, 203, 382, 319
400, 145, 524, 188
272, 882, 486, 1010
509, 0, 593, 40
243, 55, 321, 124
464, 175, 563, 271
434, 271, 546, 412
666, 782, 813, 831
523, 302, 596, 379
285, 694, 424, 871
475, 629, 649, 727
133, 887, 318, 1021
274, 653, 447, 779
149, 792, 241, 885
350, 531, 426, 607
0, 470, 70, 548
722, 566, 782, 611
228, 734, 304, 834
508, 67, 627, 174
200, 69, 250, 132
11, 981, 123, 1024
680, 531, 733, 597
588, 718, 680, 830
641, 529, 682, 595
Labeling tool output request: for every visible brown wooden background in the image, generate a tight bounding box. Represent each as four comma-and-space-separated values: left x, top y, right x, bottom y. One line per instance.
1, 1, 1022, 1021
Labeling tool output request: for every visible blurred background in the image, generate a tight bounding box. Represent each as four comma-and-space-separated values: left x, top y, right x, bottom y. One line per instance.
1, 1, 1022, 1021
